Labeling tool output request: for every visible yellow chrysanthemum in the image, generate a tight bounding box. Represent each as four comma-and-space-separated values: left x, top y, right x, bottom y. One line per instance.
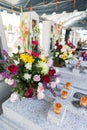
20, 53, 34, 63
27, 55, 34, 63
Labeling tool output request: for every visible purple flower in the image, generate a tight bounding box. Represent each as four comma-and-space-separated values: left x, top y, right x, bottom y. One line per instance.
0, 59, 9, 63
1, 50, 8, 56
13, 80, 17, 88
83, 56, 87, 61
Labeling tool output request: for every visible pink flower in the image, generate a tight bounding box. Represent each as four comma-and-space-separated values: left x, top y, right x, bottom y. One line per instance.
10, 93, 19, 103
32, 51, 40, 57
37, 92, 45, 100
18, 36, 22, 40
51, 81, 56, 88
61, 48, 66, 52
37, 86, 44, 93
23, 39, 26, 44
32, 41, 39, 45
33, 75, 40, 81
27, 50, 32, 55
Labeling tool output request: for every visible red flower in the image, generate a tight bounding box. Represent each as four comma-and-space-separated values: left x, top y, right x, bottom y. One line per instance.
58, 45, 63, 49
42, 75, 50, 83
49, 69, 56, 76
25, 88, 33, 98
55, 40, 59, 46
32, 51, 40, 57
32, 41, 39, 46
8, 64, 18, 73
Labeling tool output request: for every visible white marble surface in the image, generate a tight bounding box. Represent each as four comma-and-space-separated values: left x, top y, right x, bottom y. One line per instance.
55, 67, 87, 90
1, 87, 87, 130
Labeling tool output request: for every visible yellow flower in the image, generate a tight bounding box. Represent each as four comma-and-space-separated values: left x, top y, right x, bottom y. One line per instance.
62, 52, 68, 60
42, 57, 47, 62
27, 55, 34, 64
20, 53, 34, 63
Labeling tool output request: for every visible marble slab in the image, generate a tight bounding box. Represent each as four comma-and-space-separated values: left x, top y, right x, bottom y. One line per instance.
55, 67, 87, 90
2, 88, 87, 130
47, 102, 67, 126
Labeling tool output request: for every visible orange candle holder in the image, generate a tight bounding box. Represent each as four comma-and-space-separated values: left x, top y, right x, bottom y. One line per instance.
80, 96, 87, 107
65, 82, 71, 89
54, 103, 62, 114
61, 90, 68, 99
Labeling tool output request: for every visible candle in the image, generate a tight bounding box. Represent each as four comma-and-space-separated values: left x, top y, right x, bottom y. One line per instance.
54, 103, 62, 114
80, 96, 87, 107
65, 82, 71, 89
61, 90, 68, 99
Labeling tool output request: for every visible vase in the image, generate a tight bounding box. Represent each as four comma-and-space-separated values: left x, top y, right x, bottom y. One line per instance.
53, 60, 65, 67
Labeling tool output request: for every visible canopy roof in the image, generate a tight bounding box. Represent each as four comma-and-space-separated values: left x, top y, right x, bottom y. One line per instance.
0, 0, 87, 15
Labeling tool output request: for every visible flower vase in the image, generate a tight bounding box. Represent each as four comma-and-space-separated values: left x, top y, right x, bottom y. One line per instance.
53, 60, 65, 67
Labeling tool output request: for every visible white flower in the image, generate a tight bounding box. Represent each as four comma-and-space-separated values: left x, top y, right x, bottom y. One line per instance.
59, 55, 62, 58
25, 63, 32, 70
47, 59, 53, 67
37, 86, 44, 93
37, 92, 45, 100
5, 78, 14, 85
38, 82, 43, 86
4, 78, 8, 84
56, 78, 60, 84
39, 54, 44, 59
24, 73, 31, 80
55, 52, 59, 57
50, 81, 56, 88
54, 46, 57, 49
36, 61, 49, 75
10, 93, 19, 103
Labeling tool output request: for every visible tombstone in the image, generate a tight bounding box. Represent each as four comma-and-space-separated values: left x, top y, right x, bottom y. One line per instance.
41, 20, 56, 56
0, 12, 11, 114
0, 12, 8, 56
20, 11, 39, 49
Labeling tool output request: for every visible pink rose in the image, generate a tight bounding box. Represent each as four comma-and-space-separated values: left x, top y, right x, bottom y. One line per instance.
37, 86, 44, 93
33, 75, 40, 81
10, 93, 19, 103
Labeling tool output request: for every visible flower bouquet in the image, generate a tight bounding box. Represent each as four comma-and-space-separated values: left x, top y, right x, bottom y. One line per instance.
0, 46, 60, 101
0, 13, 60, 101
52, 40, 74, 67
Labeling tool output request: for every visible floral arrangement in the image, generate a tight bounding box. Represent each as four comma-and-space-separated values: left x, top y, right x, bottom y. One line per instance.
33, 25, 40, 34
52, 40, 74, 66
0, 46, 60, 100
19, 15, 30, 51
0, 12, 60, 101
32, 25, 40, 40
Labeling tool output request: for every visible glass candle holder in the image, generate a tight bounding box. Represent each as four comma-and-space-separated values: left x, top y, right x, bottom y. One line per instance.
80, 96, 87, 107
65, 82, 71, 89
54, 103, 62, 114
61, 90, 68, 99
